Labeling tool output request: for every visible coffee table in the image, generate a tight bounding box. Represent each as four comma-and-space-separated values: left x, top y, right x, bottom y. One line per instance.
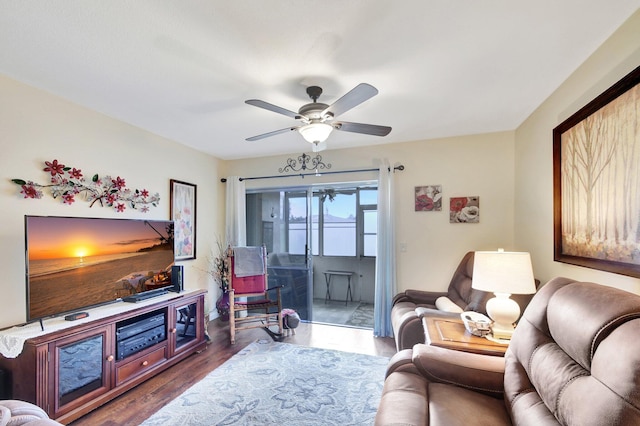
422, 317, 508, 357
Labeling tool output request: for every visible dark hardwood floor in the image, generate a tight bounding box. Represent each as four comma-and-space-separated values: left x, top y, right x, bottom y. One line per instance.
69, 320, 396, 425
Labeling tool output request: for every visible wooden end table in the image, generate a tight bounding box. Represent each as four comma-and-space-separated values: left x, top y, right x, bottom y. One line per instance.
422, 317, 508, 357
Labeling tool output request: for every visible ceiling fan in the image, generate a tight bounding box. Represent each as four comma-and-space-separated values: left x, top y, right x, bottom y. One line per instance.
245, 83, 392, 152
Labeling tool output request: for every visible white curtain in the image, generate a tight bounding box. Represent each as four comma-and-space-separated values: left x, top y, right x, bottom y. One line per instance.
225, 177, 246, 247
374, 160, 396, 337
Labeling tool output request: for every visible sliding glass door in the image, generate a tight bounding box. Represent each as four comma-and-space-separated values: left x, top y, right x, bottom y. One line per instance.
246, 189, 314, 320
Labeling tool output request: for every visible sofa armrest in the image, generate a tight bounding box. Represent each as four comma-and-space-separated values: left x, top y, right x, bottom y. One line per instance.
414, 306, 461, 319
411, 344, 506, 397
392, 289, 448, 306
0, 400, 63, 425
384, 349, 421, 378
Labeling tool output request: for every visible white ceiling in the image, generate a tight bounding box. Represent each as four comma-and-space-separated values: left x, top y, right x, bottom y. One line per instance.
1, 1, 639, 160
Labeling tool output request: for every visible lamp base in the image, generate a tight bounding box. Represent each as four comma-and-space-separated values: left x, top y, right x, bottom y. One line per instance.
485, 293, 520, 340
490, 323, 515, 340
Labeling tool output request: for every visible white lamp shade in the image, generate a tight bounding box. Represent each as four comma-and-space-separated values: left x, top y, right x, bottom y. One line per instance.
471, 251, 536, 295
299, 122, 333, 143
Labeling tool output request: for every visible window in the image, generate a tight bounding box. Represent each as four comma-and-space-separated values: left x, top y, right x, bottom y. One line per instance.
360, 189, 378, 257
323, 192, 356, 256
362, 208, 377, 256
311, 196, 319, 255
286, 193, 308, 255
311, 187, 377, 257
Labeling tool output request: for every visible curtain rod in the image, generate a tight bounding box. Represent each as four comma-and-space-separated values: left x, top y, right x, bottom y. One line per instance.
220, 165, 404, 183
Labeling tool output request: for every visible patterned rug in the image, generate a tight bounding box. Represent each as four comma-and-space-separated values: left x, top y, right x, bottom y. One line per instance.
312, 300, 374, 329
141, 339, 389, 425
312, 299, 360, 325
346, 303, 374, 329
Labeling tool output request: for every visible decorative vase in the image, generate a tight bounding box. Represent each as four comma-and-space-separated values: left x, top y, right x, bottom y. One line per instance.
216, 291, 230, 322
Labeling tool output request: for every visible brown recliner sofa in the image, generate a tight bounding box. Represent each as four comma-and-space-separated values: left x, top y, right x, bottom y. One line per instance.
392, 251, 537, 351
376, 277, 640, 425
0, 400, 62, 425
391, 252, 481, 351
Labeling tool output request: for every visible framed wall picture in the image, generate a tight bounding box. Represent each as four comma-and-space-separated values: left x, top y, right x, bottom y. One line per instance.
449, 196, 479, 223
553, 65, 640, 278
415, 185, 442, 211
170, 179, 197, 260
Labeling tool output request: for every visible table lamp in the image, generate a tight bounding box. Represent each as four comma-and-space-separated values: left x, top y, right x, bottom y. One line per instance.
471, 250, 536, 340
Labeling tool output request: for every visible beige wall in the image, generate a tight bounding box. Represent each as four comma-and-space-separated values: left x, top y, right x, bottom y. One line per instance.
226, 131, 516, 293
0, 75, 225, 328
514, 10, 640, 293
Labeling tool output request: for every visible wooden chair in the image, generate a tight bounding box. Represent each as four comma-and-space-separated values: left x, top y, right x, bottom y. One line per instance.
226, 246, 283, 344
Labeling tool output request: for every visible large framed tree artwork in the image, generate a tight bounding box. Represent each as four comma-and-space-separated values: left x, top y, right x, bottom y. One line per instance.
553, 65, 640, 278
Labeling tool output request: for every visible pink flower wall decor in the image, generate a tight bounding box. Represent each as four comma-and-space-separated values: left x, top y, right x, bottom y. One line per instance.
415, 185, 442, 211
11, 159, 160, 212
450, 196, 480, 223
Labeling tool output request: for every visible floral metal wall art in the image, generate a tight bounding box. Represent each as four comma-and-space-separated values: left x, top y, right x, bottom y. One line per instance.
11, 159, 160, 212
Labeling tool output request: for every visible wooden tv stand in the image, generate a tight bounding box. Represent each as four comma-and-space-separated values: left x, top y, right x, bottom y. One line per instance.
0, 289, 207, 424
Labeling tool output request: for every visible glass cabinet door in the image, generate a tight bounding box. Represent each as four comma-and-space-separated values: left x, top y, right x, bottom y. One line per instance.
171, 298, 201, 355
52, 326, 113, 418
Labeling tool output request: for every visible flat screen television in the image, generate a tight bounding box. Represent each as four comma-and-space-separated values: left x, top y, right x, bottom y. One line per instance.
25, 215, 175, 322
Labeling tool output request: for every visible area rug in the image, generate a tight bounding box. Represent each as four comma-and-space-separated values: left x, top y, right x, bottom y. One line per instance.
311, 298, 360, 325
141, 339, 389, 425
346, 303, 374, 329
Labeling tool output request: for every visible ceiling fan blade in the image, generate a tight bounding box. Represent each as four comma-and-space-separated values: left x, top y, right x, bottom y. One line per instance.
333, 121, 392, 136
246, 126, 299, 141
245, 99, 300, 119
321, 83, 378, 118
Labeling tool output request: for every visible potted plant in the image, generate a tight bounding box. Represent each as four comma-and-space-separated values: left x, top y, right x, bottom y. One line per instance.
209, 241, 230, 321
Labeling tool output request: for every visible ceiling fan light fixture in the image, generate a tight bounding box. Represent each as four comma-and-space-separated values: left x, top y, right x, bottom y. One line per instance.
312, 140, 327, 152
245, 83, 389, 143
299, 122, 333, 144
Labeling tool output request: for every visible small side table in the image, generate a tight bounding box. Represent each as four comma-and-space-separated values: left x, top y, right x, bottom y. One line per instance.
323, 270, 354, 305
423, 317, 508, 357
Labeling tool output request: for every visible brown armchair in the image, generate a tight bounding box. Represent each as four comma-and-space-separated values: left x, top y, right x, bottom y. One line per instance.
391, 252, 487, 351
392, 251, 537, 351
376, 277, 640, 425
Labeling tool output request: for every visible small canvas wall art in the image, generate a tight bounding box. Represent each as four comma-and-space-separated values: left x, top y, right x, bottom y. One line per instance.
415, 185, 442, 211
450, 196, 479, 223
171, 179, 197, 260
